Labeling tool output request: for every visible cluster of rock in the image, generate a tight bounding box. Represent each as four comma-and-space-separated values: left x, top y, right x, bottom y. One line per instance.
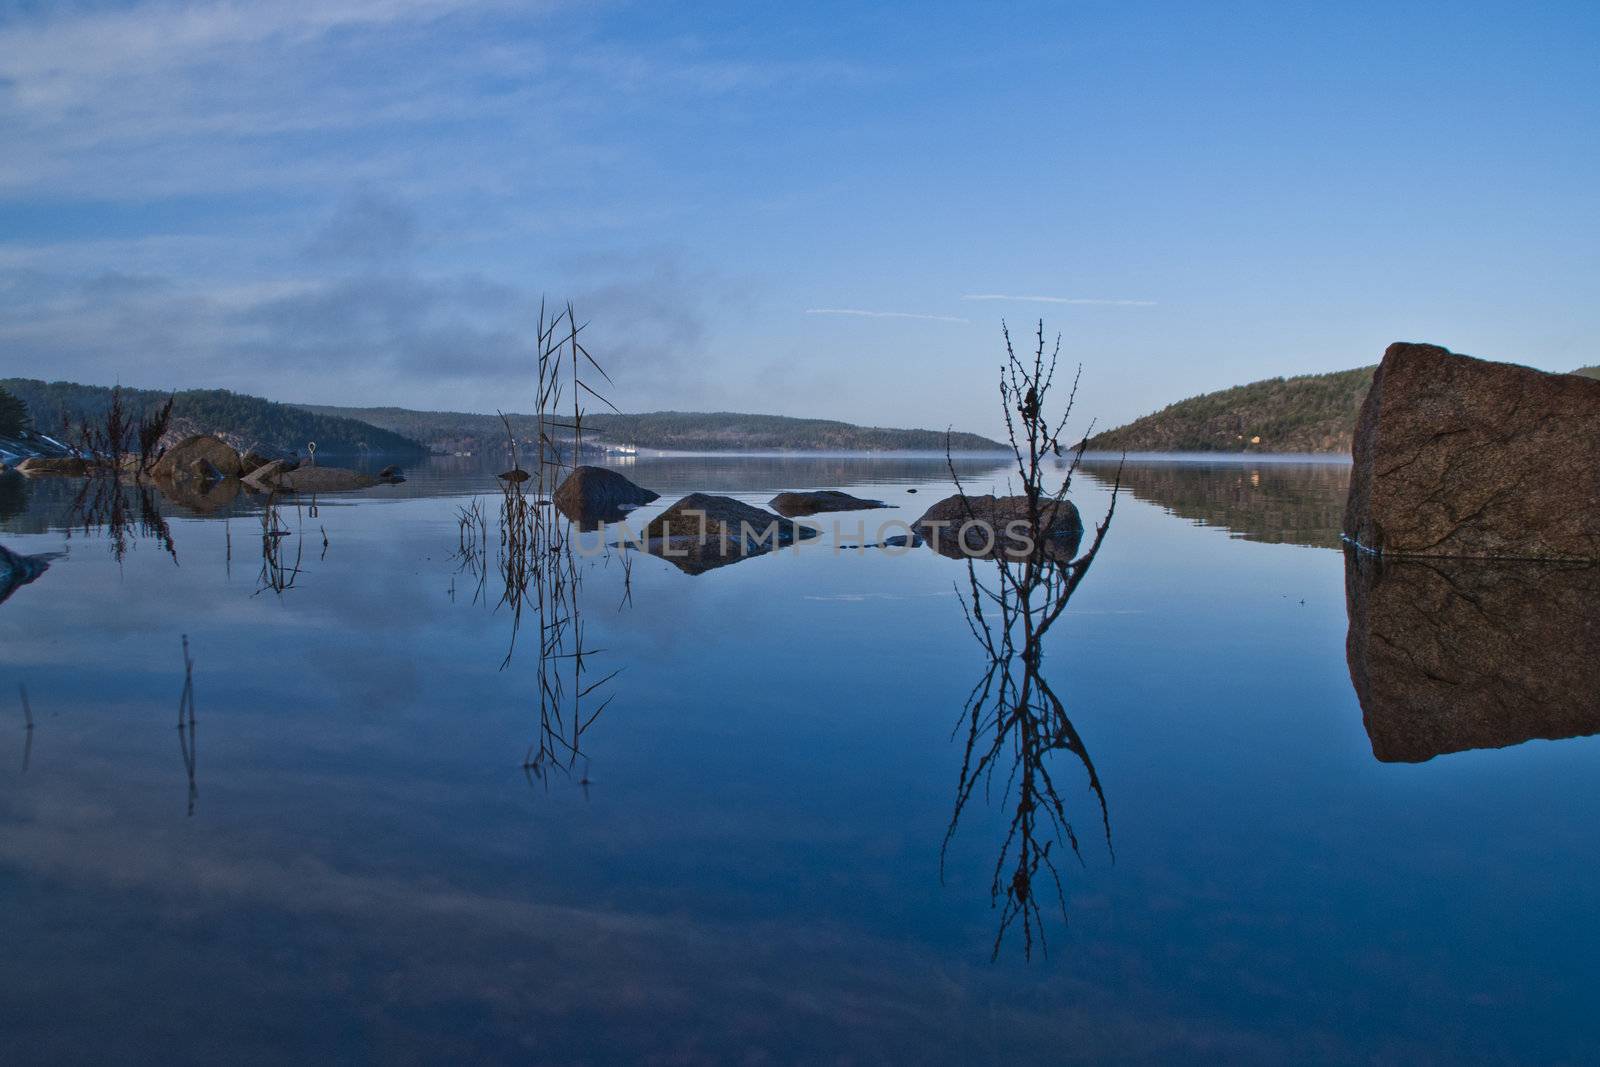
547, 466, 1091, 573
7, 433, 407, 504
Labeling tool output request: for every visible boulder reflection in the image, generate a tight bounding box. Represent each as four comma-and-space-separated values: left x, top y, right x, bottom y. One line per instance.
1345, 551, 1600, 762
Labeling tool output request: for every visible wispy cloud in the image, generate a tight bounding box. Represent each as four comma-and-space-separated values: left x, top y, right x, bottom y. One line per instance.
962, 294, 1156, 306
805, 308, 969, 323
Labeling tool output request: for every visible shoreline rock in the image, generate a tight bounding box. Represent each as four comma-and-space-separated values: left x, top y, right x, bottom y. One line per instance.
151, 435, 243, 481
1344, 342, 1600, 560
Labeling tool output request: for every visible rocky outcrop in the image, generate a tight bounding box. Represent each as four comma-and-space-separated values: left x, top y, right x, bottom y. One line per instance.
552, 466, 658, 522
151, 435, 243, 481
1345, 551, 1600, 762
17, 456, 88, 477
1344, 343, 1600, 560
910, 493, 1084, 561
636, 493, 818, 574
768, 490, 891, 517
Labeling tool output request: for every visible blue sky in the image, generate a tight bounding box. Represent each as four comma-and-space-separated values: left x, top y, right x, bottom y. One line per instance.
0, 0, 1595, 437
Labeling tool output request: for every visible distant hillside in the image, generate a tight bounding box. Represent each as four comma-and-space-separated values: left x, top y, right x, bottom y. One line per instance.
1087, 367, 1376, 454
1, 380, 426, 457
298, 405, 1007, 454
1574, 366, 1600, 380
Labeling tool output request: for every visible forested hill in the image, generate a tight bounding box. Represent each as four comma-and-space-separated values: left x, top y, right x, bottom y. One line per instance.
298, 405, 1007, 453
1, 380, 426, 457
1087, 367, 1377, 454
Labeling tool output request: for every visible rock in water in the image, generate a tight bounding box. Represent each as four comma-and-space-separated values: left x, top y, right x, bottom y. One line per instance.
0, 543, 52, 606
16, 457, 88, 477
239, 450, 274, 476
151, 435, 243, 481
242, 459, 289, 490
1344, 343, 1600, 560
552, 466, 658, 517
768, 490, 891, 517
637, 493, 817, 574
271, 466, 377, 492
910, 494, 1083, 561
1345, 551, 1600, 762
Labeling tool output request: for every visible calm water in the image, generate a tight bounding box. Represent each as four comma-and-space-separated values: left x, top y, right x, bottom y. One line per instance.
1, 455, 1596, 1065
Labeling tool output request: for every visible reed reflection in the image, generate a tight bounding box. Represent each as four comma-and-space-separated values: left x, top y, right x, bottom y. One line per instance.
941, 322, 1121, 960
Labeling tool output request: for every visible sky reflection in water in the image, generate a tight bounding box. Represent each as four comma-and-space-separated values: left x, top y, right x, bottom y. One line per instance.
1, 455, 1597, 1064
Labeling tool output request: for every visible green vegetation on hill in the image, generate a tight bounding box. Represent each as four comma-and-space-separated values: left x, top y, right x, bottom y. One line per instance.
1, 380, 425, 457
1087, 366, 1376, 454
299, 404, 1006, 453
0, 385, 26, 438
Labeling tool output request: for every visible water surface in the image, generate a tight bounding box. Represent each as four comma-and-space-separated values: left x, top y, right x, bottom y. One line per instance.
1, 454, 1596, 1065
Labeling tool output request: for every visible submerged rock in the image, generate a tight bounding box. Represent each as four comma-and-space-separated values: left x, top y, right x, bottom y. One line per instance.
377, 464, 406, 483
910, 493, 1083, 561
1345, 551, 1600, 762
17, 456, 88, 477
270, 465, 377, 492
0, 543, 52, 606
151, 435, 243, 481
635, 493, 818, 574
1344, 342, 1600, 560
768, 490, 892, 517
553, 466, 658, 518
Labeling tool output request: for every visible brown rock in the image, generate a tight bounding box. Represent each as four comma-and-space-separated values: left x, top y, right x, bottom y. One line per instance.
768, 490, 891, 517
239, 450, 273, 476
910, 493, 1083, 561
150, 435, 243, 481
636, 493, 817, 575
498, 468, 532, 483
16, 456, 88, 477
271, 466, 376, 492
242, 459, 289, 491
552, 466, 658, 521
1345, 552, 1600, 762
1344, 343, 1600, 560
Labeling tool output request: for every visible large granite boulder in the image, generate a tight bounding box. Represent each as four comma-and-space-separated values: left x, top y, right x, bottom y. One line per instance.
151, 435, 243, 481
910, 493, 1084, 561
768, 490, 891, 517
552, 466, 658, 523
1344, 343, 1600, 560
1345, 551, 1600, 762
636, 493, 818, 575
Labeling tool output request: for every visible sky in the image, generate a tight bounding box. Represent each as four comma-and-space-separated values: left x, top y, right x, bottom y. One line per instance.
0, 0, 1596, 438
